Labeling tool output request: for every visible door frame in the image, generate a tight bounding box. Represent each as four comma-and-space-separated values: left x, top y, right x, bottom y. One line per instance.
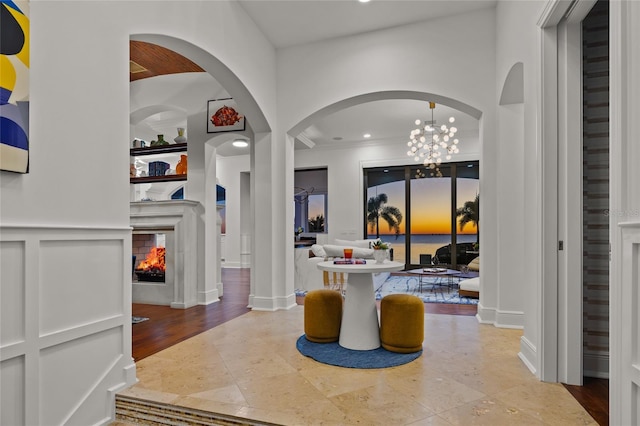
609, 1, 640, 424
537, 0, 598, 385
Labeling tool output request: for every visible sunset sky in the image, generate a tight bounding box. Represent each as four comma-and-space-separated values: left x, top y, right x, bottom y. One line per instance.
367, 177, 478, 235
308, 194, 324, 219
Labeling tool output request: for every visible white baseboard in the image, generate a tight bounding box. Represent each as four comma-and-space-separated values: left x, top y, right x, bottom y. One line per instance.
475, 303, 523, 329
250, 294, 297, 311
495, 309, 524, 329
476, 302, 496, 324
519, 335, 538, 376
197, 288, 220, 305
584, 352, 609, 379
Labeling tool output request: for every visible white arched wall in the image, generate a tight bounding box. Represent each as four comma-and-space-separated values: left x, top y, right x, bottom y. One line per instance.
496, 62, 526, 329
0, 2, 280, 423
130, 34, 270, 135
499, 62, 525, 105
216, 154, 251, 268
204, 131, 254, 296
130, 104, 187, 127
289, 90, 482, 244
289, 88, 512, 328
495, 0, 547, 378
289, 90, 482, 137
131, 33, 288, 309
278, 7, 501, 326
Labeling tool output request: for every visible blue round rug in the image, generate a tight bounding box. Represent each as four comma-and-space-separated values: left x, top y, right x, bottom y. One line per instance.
296, 335, 422, 369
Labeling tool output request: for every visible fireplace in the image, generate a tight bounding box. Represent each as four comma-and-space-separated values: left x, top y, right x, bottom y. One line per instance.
133, 233, 166, 282
130, 200, 204, 309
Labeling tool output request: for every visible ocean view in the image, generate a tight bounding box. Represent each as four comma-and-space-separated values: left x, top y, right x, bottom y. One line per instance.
368, 234, 478, 265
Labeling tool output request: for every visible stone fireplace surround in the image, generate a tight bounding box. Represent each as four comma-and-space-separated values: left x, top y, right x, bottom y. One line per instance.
130, 200, 205, 309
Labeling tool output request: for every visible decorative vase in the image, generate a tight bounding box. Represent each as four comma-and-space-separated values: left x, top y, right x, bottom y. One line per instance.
174, 127, 187, 143
176, 154, 188, 175
151, 134, 169, 146
373, 249, 388, 264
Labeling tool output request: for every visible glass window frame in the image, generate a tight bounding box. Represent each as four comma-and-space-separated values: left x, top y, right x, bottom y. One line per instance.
363, 160, 479, 269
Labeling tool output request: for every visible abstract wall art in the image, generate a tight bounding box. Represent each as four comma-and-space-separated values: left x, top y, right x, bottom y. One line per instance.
1, 0, 30, 173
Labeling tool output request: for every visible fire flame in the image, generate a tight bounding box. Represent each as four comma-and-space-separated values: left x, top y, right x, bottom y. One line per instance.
137, 246, 166, 272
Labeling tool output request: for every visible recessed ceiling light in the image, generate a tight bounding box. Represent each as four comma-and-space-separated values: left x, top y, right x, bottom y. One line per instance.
363, 133, 371, 138
359, 0, 370, 3
232, 139, 248, 148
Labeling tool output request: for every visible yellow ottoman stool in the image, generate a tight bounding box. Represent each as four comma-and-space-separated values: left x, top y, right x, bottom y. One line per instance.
380, 294, 424, 353
304, 289, 343, 343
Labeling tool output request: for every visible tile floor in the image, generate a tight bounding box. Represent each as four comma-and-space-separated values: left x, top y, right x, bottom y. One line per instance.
117, 306, 597, 425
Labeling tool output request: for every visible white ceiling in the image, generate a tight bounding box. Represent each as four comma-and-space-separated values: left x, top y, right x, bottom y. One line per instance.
304, 99, 479, 154
237, 0, 497, 49
132, 0, 493, 157
237, 0, 489, 156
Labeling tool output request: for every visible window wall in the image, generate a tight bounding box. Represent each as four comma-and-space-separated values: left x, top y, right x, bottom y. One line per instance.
294, 168, 328, 234
364, 161, 478, 268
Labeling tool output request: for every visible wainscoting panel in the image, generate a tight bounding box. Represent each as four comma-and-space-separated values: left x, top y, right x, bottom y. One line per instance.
0, 241, 26, 346
0, 226, 136, 426
40, 239, 124, 336
40, 327, 122, 425
616, 222, 640, 425
1, 355, 25, 426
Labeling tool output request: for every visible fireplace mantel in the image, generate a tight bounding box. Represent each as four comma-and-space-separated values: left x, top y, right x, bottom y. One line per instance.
130, 200, 205, 308
130, 200, 202, 227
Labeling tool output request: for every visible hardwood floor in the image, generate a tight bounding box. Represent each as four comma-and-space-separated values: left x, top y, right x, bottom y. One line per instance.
564, 377, 610, 426
131, 268, 608, 425
131, 268, 251, 361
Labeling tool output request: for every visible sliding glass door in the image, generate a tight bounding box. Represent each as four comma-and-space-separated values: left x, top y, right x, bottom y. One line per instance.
456, 164, 480, 252
364, 161, 479, 269
409, 165, 452, 266
365, 168, 405, 262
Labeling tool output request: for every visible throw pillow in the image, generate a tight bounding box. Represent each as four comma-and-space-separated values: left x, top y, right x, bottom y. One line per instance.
311, 244, 327, 258
334, 238, 381, 249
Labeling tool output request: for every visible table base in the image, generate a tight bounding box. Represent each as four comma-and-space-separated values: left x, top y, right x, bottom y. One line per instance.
339, 273, 380, 350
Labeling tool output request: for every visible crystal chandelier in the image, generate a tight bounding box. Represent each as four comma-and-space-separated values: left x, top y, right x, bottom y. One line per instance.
407, 102, 459, 177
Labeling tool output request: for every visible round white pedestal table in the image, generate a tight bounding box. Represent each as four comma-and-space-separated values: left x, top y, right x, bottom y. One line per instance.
316, 260, 404, 350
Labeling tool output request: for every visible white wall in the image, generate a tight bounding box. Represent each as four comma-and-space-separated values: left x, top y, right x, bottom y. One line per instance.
276, 8, 499, 318
0, 1, 276, 424
609, 1, 640, 422
495, 0, 547, 374
216, 154, 251, 267
277, 9, 497, 135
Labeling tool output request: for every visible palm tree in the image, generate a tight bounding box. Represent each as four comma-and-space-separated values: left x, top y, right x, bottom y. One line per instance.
308, 214, 324, 232
367, 193, 403, 238
456, 193, 479, 243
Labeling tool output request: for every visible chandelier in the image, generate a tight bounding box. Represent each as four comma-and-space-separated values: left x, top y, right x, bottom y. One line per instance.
407, 102, 459, 177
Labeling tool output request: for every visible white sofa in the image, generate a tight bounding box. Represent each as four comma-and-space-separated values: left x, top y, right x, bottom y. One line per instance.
458, 277, 479, 298
294, 238, 391, 292
458, 256, 480, 298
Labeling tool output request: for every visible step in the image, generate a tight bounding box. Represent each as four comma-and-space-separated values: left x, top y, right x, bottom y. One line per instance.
114, 394, 278, 426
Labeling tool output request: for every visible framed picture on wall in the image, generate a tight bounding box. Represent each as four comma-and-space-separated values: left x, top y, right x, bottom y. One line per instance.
0, 0, 30, 173
207, 98, 245, 133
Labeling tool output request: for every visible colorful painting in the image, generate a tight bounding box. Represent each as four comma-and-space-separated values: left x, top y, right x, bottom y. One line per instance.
207, 99, 245, 133
1, 0, 29, 173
